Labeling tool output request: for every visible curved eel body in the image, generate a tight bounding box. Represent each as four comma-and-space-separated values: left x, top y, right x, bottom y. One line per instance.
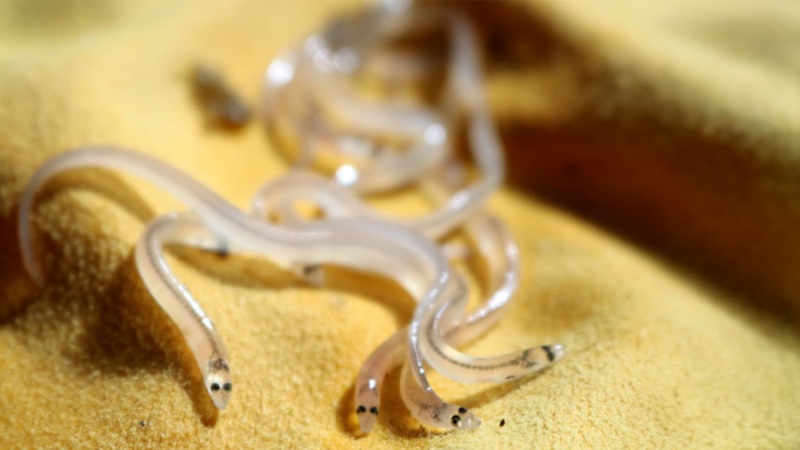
136, 211, 233, 409
17, 146, 452, 411
259, 4, 567, 431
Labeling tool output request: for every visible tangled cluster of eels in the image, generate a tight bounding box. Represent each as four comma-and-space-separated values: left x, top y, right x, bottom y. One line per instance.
17, 2, 566, 432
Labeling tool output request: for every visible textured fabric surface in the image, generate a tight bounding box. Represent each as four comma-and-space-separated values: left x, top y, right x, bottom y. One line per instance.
1, 1, 799, 449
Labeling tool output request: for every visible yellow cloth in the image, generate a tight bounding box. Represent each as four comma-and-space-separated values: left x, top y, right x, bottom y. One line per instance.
1, 1, 799, 449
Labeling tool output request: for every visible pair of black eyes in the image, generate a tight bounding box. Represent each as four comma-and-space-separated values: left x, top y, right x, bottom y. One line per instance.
451, 407, 468, 426
210, 382, 232, 392
356, 405, 378, 415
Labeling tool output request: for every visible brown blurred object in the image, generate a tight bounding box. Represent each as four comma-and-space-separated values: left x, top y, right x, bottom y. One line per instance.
191, 64, 251, 131
464, 0, 800, 321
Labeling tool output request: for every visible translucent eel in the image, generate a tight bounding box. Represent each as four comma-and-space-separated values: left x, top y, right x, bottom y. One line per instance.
261, 14, 549, 430
250, 177, 540, 430
305, 11, 483, 194
263, 8, 456, 193
357, 212, 508, 432
17, 146, 455, 410
265, 15, 502, 240
256, 18, 518, 429
264, 42, 450, 194
264, 4, 558, 430
349, 198, 567, 430
277, 21, 510, 425
304, 17, 526, 421
136, 211, 233, 409
249, 174, 488, 430
401, 274, 479, 430
419, 215, 567, 383
250, 153, 560, 424
254, 90, 504, 241
301, 19, 453, 193
299, 5, 443, 141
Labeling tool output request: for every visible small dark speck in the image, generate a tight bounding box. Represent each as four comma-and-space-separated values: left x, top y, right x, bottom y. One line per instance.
500, 419, 505, 427
139, 420, 147, 428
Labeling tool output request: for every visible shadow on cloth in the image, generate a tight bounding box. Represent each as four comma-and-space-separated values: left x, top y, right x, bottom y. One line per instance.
461, 0, 800, 327
0, 169, 156, 322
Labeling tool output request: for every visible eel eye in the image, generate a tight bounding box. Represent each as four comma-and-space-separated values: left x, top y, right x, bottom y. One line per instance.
458, 407, 467, 414
451, 415, 461, 426
356, 405, 366, 414
210, 383, 221, 392
369, 406, 379, 415
223, 383, 232, 391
